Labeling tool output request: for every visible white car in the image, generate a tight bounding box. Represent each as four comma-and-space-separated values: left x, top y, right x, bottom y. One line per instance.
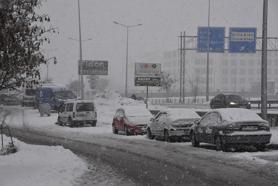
57, 100, 97, 127
147, 108, 201, 142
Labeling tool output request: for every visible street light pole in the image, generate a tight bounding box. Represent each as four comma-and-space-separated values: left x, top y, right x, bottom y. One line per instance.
45, 57, 57, 82
77, 0, 84, 99
261, 0, 268, 119
113, 21, 142, 97
125, 27, 129, 97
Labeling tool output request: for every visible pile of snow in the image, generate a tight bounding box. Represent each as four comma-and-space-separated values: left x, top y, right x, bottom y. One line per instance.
0, 135, 87, 186
93, 89, 146, 125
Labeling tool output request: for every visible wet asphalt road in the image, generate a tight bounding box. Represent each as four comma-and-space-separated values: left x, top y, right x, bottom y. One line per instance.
9, 127, 278, 186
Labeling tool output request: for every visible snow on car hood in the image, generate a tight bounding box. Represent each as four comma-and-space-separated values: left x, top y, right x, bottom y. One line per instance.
171, 118, 198, 127
126, 115, 151, 125
166, 108, 200, 121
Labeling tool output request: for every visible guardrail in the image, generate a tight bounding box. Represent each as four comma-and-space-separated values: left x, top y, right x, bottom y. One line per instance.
249, 100, 278, 109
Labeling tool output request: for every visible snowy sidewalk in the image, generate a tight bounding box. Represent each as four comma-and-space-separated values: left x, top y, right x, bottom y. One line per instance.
0, 136, 87, 186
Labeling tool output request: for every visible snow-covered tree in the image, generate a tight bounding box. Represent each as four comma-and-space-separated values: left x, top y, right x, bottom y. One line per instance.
0, 0, 55, 91
67, 79, 82, 97
160, 71, 176, 102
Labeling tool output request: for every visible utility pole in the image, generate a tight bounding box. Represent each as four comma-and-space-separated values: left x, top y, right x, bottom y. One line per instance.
261, 0, 268, 119
182, 31, 186, 103
179, 32, 182, 103
77, 0, 84, 99
206, 0, 211, 102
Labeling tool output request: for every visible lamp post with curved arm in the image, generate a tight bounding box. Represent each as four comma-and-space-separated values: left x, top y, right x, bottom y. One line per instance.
113, 21, 142, 97
45, 57, 57, 82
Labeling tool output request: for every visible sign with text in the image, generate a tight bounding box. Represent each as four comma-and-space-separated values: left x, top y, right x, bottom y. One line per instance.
135, 63, 161, 86
135, 77, 161, 86
79, 60, 108, 75
135, 63, 161, 77
197, 27, 225, 53
229, 27, 256, 53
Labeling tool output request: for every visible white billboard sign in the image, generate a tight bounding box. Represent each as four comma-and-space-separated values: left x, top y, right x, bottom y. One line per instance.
135, 63, 161, 77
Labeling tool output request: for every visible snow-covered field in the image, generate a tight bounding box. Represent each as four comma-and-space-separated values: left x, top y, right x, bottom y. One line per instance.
0, 135, 87, 186
1, 91, 278, 185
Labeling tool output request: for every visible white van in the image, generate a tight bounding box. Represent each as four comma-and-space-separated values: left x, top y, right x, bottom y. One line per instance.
57, 100, 97, 127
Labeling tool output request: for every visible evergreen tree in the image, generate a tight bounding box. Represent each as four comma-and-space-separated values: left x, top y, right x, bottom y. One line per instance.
0, 0, 55, 90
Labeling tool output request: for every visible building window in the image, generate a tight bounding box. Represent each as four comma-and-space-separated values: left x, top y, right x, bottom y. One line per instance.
240, 60, 246, 66
240, 78, 246, 84
231, 68, 237, 75
240, 69, 246, 74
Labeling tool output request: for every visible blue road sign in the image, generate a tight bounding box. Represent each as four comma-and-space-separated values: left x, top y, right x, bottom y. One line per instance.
229, 28, 256, 53
197, 27, 225, 53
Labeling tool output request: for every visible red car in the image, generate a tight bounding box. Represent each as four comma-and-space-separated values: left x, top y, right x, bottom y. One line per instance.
112, 106, 153, 135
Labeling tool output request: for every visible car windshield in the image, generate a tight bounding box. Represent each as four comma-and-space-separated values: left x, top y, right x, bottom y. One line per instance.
227, 95, 243, 102
54, 90, 76, 100
76, 103, 94, 112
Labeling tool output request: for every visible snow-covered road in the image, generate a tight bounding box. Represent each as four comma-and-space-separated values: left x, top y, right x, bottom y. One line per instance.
3, 106, 278, 185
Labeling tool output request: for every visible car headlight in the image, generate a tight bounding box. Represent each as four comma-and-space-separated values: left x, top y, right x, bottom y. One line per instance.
229, 102, 236, 105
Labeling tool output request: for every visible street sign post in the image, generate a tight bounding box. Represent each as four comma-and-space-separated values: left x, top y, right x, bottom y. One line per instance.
134, 63, 161, 86
229, 28, 256, 53
197, 27, 225, 53
79, 60, 108, 75
134, 77, 161, 86
134, 63, 161, 109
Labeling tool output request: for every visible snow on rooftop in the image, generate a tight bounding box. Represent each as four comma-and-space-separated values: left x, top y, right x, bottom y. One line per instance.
216, 108, 265, 123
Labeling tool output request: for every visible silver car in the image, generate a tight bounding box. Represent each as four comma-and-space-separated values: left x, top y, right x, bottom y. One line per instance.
57, 100, 97, 127
147, 108, 201, 142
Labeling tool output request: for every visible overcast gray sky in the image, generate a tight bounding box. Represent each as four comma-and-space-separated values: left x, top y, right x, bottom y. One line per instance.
40, 0, 278, 91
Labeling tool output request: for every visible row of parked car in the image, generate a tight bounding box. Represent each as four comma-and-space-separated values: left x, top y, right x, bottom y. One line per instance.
112, 105, 272, 152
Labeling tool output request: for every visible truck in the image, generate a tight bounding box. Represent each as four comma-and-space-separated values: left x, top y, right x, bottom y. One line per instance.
35, 84, 77, 111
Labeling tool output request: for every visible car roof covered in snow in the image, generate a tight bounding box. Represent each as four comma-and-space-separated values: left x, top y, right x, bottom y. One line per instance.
214, 108, 266, 123
161, 108, 201, 120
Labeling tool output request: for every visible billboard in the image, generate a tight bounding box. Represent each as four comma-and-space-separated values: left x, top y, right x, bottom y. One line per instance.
135, 63, 161, 77
135, 63, 161, 86
229, 27, 256, 53
79, 60, 108, 75
197, 27, 225, 53
135, 77, 161, 87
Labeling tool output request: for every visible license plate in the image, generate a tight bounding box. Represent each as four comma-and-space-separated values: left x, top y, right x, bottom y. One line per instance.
242, 126, 257, 131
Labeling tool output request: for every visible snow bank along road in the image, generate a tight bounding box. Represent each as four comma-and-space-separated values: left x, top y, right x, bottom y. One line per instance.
4, 107, 278, 186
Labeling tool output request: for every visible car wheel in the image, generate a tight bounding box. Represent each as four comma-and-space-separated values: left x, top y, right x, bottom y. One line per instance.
124, 125, 130, 136
112, 125, 118, 134
215, 136, 226, 151
91, 120, 97, 127
68, 118, 74, 128
256, 144, 266, 151
191, 132, 199, 147
147, 128, 154, 139
57, 116, 62, 126
164, 130, 171, 142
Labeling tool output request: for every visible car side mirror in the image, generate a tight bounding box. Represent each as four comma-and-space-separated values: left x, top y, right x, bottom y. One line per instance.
194, 120, 200, 125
